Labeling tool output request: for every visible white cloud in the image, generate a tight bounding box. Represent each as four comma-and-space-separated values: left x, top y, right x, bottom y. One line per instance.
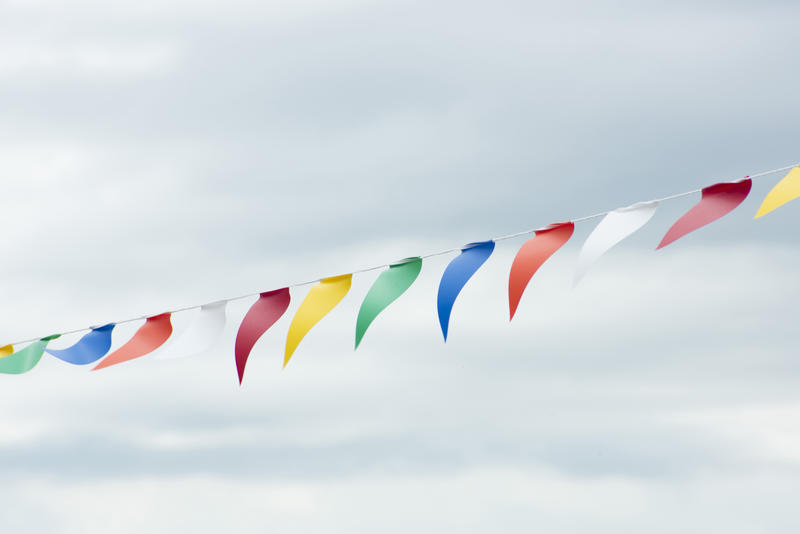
7, 467, 800, 533
0, 41, 181, 80
1, 0, 383, 23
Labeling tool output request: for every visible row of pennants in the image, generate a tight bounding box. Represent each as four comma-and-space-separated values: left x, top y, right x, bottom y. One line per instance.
1, 166, 799, 384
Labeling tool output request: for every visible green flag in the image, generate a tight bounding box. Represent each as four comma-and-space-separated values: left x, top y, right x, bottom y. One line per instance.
0, 335, 60, 374
355, 257, 422, 349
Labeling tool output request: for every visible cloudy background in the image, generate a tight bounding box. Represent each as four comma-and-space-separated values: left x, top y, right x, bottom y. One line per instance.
0, 0, 799, 531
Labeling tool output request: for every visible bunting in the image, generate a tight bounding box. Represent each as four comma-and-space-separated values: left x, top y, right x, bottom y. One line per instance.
47, 324, 115, 365
437, 241, 494, 341
355, 257, 422, 349
0, 162, 797, 383
93, 314, 173, 370
155, 302, 226, 360
285, 275, 352, 367
508, 222, 573, 320
235, 288, 291, 384
755, 166, 800, 218
657, 179, 751, 249
574, 202, 657, 285
0, 335, 59, 374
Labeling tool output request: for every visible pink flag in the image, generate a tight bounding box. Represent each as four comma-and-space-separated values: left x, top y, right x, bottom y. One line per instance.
657, 179, 751, 249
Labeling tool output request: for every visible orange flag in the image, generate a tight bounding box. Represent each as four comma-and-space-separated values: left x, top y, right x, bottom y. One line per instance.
509, 222, 574, 320
93, 313, 173, 370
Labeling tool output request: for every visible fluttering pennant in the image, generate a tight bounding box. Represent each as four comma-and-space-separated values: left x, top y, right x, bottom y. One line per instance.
46, 324, 115, 365
155, 302, 226, 360
508, 222, 574, 320
355, 257, 422, 349
284, 275, 352, 367
0, 345, 13, 358
755, 166, 800, 218
574, 201, 658, 285
0, 335, 60, 374
657, 179, 752, 249
437, 241, 495, 341
93, 313, 173, 370
234, 288, 291, 384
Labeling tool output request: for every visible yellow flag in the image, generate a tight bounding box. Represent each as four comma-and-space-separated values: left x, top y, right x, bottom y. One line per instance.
284, 274, 352, 367
755, 166, 800, 218
0, 345, 13, 358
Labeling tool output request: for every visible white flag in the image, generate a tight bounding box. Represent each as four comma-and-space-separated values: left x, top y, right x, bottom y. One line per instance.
574, 201, 658, 286
154, 301, 227, 359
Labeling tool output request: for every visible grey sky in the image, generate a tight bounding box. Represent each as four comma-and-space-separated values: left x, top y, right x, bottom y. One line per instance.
0, 0, 799, 532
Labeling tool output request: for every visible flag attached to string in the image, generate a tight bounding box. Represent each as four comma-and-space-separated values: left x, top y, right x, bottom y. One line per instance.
574, 201, 657, 285
154, 302, 226, 360
508, 222, 573, 320
93, 314, 173, 370
46, 324, 115, 365
437, 241, 495, 341
355, 257, 422, 349
285, 275, 352, 367
755, 166, 800, 218
0, 335, 60, 374
657, 179, 751, 249
235, 288, 291, 384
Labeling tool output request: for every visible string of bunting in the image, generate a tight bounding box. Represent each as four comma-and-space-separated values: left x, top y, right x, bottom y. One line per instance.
2, 163, 799, 383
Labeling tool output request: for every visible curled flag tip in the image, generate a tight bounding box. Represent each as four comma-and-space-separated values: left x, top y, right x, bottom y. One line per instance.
508, 222, 574, 320
235, 288, 291, 385
0, 335, 60, 374
93, 313, 173, 370
437, 241, 495, 341
355, 257, 422, 349
574, 201, 658, 286
284, 275, 351, 368
46, 324, 115, 365
657, 179, 751, 250
755, 166, 800, 218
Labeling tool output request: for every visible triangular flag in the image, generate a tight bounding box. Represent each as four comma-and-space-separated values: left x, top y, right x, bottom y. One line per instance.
0, 335, 60, 374
574, 202, 657, 285
509, 223, 573, 320
284, 275, 351, 367
657, 179, 751, 249
94, 314, 173, 370
235, 288, 291, 384
154, 302, 226, 360
437, 241, 494, 341
755, 166, 800, 218
355, 257, 421, 349
46, 324, 115, 365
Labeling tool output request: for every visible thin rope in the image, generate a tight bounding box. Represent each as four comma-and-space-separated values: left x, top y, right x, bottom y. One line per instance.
7, 162, 797, 347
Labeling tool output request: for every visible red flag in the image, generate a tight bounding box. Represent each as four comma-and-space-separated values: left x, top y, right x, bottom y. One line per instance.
657, 179, 751, 249
509, 222, 574, 320
234, 288, 291, 384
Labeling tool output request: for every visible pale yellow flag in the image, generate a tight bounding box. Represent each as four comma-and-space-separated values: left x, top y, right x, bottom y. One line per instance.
755, 166, 800, 218
0, 345, 13, 358
284, 274, 352, 367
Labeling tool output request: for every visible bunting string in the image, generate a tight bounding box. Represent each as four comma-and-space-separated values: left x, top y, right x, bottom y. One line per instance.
3, 161, 800, 381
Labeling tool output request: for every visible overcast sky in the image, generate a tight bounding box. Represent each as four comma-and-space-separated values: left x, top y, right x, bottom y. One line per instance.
1, 0, 799, 532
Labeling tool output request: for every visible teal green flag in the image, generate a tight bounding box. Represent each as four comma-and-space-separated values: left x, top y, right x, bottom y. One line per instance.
0, 335, 60, 374
355, 257, 422, 349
